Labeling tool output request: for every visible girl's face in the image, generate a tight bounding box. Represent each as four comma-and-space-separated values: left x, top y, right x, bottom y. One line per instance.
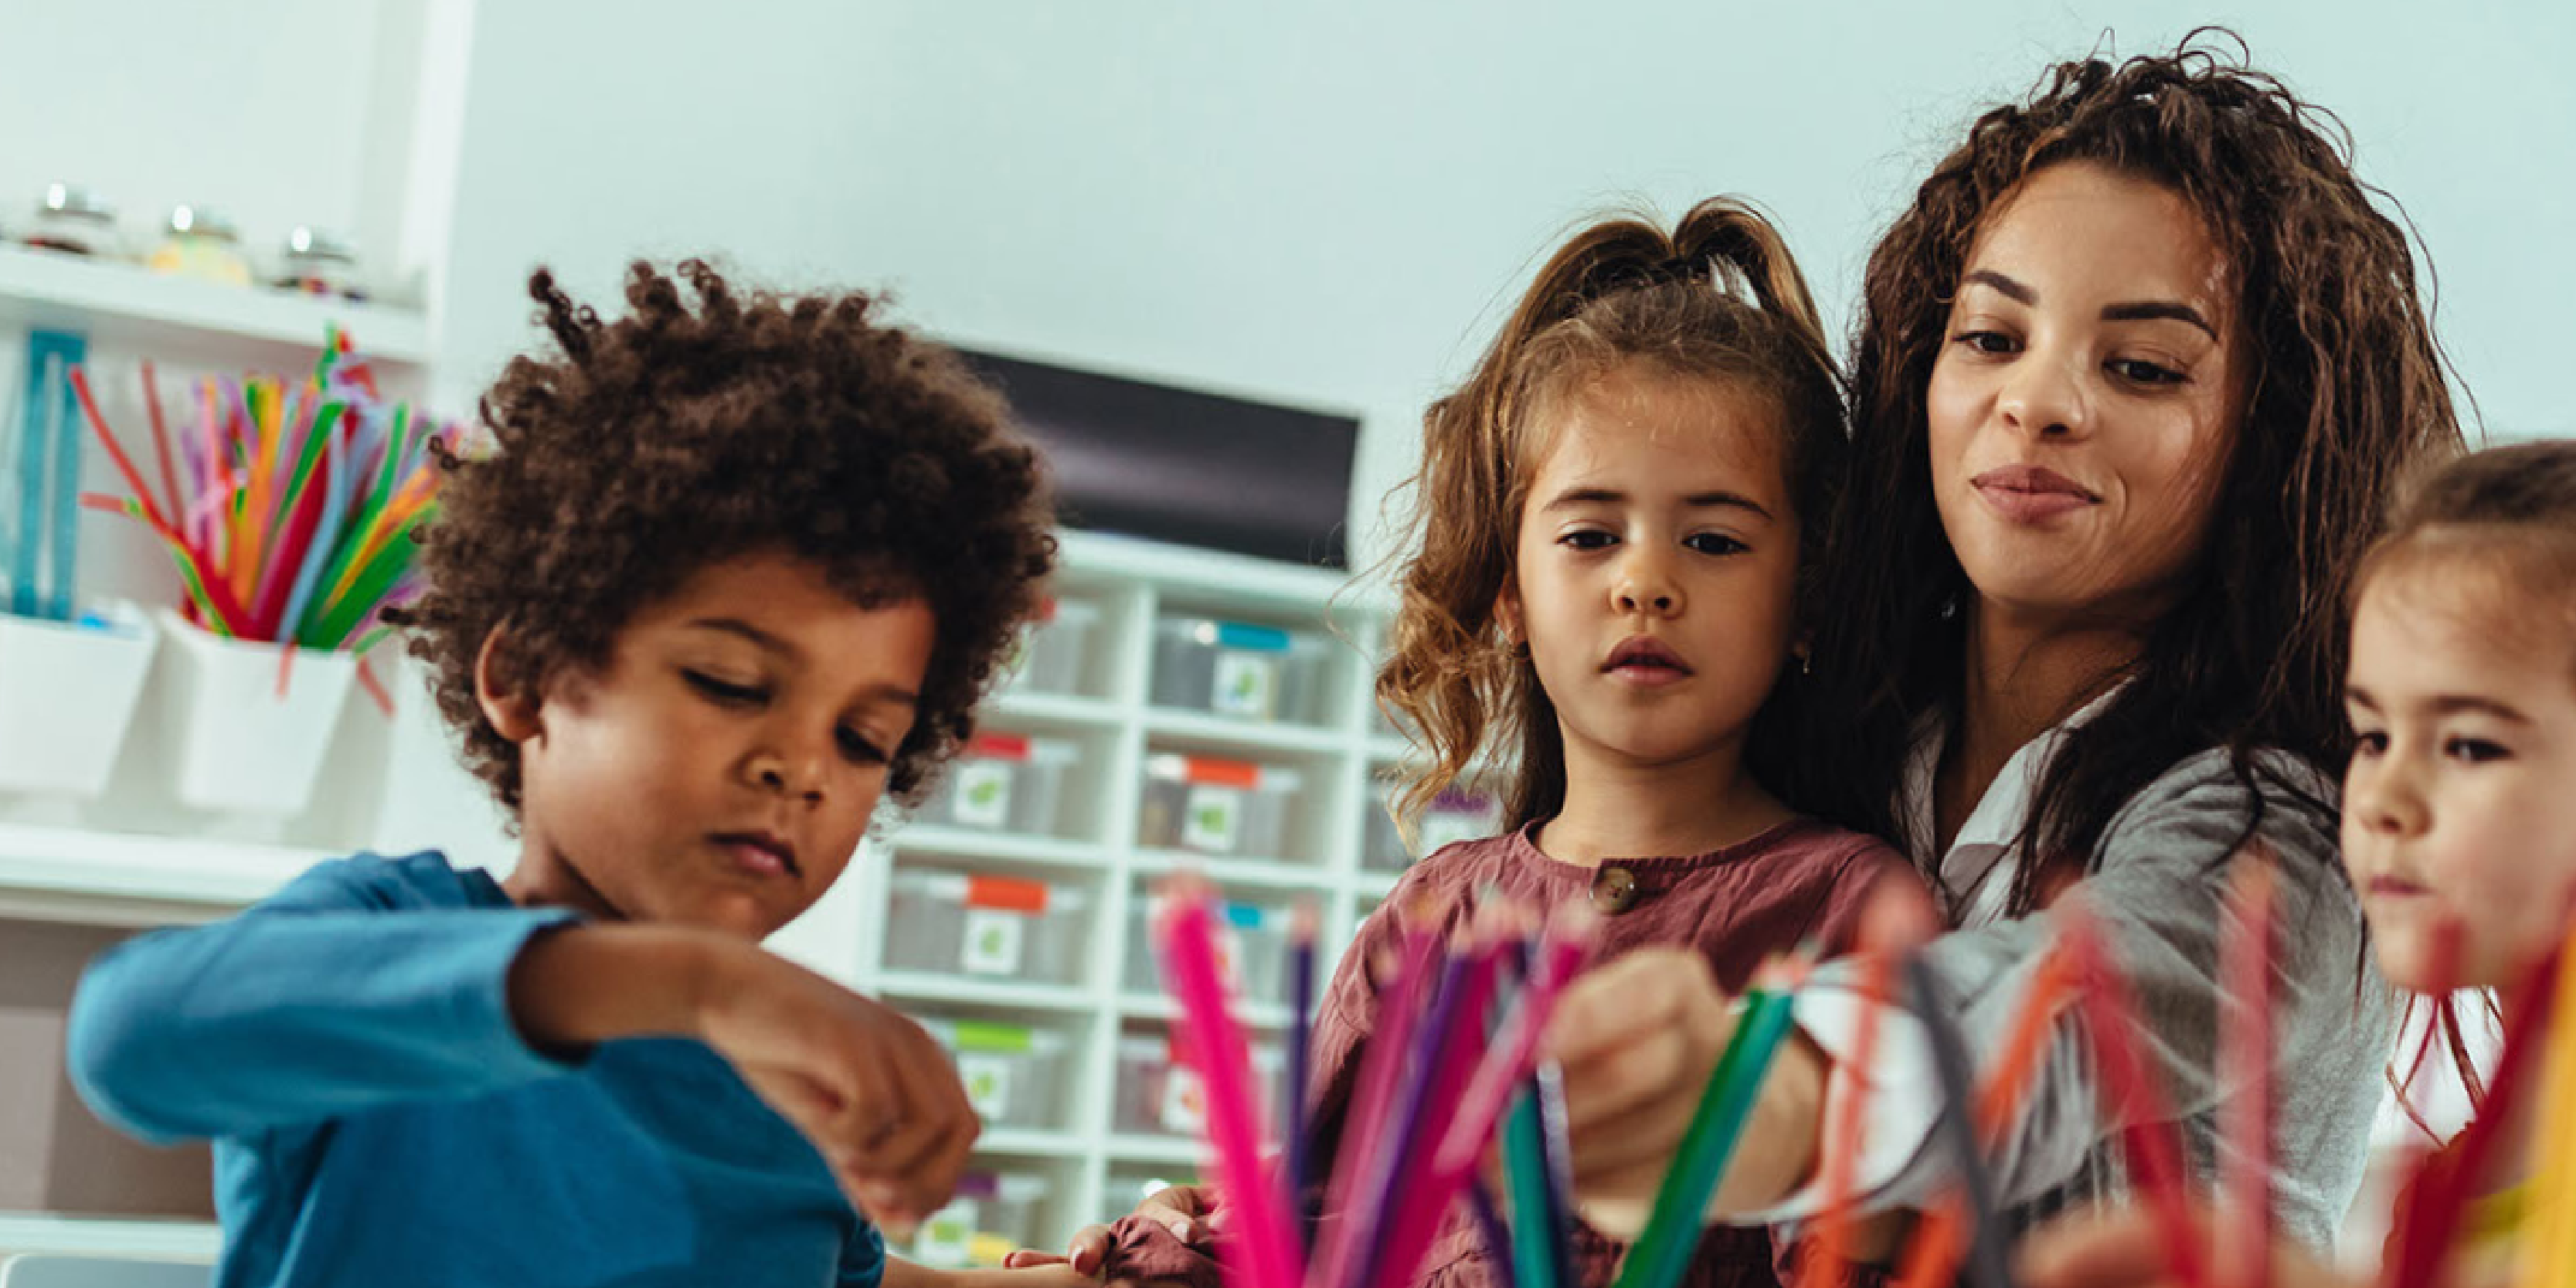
1926, 161, 2248, 627
1499, 365, 1799, 774
488, 549, 935, 940
2343, 561, 2576, 994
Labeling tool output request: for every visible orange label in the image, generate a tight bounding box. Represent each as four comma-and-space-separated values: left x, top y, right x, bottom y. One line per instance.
970, 733, 1031, 760
967, 875, 1049, 913
1184, 756, 1262, 789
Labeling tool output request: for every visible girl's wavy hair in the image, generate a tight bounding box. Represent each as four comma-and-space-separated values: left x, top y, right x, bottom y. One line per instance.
1789, 31, 2466, 916
1375, 197, 1847, 832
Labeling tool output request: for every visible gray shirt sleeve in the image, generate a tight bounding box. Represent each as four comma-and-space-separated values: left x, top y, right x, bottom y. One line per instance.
1825, 749, 2395, 1248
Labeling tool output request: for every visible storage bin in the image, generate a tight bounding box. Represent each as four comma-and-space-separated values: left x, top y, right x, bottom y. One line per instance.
913, 1171, 1052, 1267
1148, 617, 1328, 724
1113, 1034, 1289, 1138
919, 1018, 1071, 1131
923, 734, 1077, 835
1363, 783, 1505, 872
1135, 754, 1301, 858
0, 601, 156, 799
881, 870, 1090, 984
154, 609, 356, 815
1124, 893, 1293, 1007
1008, 597, 1102, 696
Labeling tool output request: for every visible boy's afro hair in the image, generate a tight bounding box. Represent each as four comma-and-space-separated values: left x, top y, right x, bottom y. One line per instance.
392, 258, 1055, 817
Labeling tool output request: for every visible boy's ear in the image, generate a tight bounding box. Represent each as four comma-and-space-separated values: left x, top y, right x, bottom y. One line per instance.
474, 630, 544, 746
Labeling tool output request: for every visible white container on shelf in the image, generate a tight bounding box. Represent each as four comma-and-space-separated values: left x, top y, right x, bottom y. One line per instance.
1123, 893, 1293, 1006
1364, 782, 1505, 872
1134, 754, 1301, 859
0, 600, 157, 799
1147, 616, 1328, 725
914, 1171, 1052, 1267
153, 610, 357, 815
1008, 597, 1101, 696
1113, 1033, 1288, 1138
881, 868, 1089, 984
920, 1017, 1071, 1131
923, 734, 1078, 837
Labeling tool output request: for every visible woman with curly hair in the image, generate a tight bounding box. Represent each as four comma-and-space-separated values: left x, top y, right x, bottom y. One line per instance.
1542, 33, 2461, 1263
66, 260, 1078, 1288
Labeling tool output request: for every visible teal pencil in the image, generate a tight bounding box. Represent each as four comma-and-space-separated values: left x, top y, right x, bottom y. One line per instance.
1609, 983, 1800, 1288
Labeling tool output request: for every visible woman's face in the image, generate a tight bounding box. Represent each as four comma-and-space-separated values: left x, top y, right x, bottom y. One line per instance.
1926, 161, 2248, 628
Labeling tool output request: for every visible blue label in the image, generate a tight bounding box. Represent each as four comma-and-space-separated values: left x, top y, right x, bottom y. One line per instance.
1212, 622, 1292, 653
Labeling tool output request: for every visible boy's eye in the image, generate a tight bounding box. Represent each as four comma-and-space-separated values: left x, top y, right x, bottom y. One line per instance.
1684, 532, 1748, 557
2442, 736, 2510, 764
1951, 330, 2019, 356
837, 727, 892, 766
2108, 358, 2187, 386
685, 671, 769, 707
1559, 530, 1617, 552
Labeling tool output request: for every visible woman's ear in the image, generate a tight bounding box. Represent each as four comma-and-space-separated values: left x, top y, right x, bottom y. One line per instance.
474, 629, 544, 745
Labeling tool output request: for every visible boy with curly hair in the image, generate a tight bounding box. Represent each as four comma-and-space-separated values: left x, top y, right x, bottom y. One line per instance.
66, 261, 1069, 1288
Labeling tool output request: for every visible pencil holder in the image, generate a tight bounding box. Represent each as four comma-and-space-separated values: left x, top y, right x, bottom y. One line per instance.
153, 608, 357, 815
0, 600, 157, 799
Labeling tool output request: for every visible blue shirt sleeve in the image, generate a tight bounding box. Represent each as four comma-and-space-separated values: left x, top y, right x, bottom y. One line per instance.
838, 1220, 887, 1288
66, 856, 583, 1145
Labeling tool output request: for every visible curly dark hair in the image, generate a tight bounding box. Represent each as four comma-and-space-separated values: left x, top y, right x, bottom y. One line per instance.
1789, 32, 2465, 913
393, 260, 1056, 818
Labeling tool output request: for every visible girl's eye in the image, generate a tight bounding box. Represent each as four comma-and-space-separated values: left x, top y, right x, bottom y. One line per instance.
2108, 358, 2187, 386
837, 728, 892, 766
685, 671, 769, 707
2350, 729, 2389, 757
1684, 532, 1748, 556
1560, 530, 1616, 552
1952, 330, 2019, 356
2442, 736, 2510, 764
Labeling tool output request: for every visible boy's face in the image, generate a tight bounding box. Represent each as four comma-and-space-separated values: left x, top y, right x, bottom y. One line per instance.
2342, 563, 2576, 995
486, 550, 936, 940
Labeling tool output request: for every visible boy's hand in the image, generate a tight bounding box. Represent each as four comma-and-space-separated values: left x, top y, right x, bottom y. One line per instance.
509, 923, 979, 1235
1540, 947, 1824, 1234
694, 945, 980, 1231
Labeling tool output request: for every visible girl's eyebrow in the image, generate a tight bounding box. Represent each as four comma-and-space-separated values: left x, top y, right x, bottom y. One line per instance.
1541, 486, 1773, 521
2346, 683, 2532, 725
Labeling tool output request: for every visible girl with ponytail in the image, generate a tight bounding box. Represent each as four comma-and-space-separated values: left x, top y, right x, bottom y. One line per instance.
1037, 198, 1913, 1288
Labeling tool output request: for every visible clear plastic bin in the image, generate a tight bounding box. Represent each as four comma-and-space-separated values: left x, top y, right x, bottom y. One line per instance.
913, 1171, 1052, 1266
1008, 597, 1102, 696
1113, 1034, 1290, 1139
923, 734, 1077, 835
1149, 616, 1330, 725
1123, 893, 1293, 1006
1135, 754, 1302, 858
919, 1018, 1071, 1131
1364, 783, 1505, 872
882, 869, 1090, 984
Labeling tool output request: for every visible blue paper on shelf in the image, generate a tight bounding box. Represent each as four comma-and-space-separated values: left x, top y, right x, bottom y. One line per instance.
9, 330, 88, 622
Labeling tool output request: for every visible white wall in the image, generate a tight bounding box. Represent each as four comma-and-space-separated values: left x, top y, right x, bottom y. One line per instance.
434, 0, 2575, 567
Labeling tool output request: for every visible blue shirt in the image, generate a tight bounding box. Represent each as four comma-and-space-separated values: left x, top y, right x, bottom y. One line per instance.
67, 852, 886, 1288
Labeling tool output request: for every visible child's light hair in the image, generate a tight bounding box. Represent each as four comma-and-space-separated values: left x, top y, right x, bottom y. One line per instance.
1373, 198, 1846, 834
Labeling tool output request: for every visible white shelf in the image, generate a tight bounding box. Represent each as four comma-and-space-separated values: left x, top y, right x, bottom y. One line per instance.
986, 691, 1126, 730
1364, 736, 1415, 763
0, 824, 325, 916
1103, 1135, 1211, 1167
974, 1129, 1090, 1159
1127, 851, 1337, 893
1139, 709, 1347, 756
870, 971, 1096, 1014
0, 244, 432, 365
1351, 870, 1404, 901
1118, 993, 1294, 1031
886, 828, 1113, 872
0, 1214, 220, 1262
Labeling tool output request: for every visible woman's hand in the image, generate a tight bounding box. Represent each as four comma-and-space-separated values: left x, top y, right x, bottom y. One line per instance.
1541, 947, 1827, 1235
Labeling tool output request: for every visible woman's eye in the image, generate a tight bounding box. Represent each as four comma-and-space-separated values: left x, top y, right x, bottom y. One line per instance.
685, 671, 769, 706
2109, 358, 2187, 386
838, 728, 892, 765
2350, 729, 2389, 757
1559, 530, 1616, 551
2443, 736, 2510, 764
1684, 533, 1748, 556
1952, 330, 2019, 356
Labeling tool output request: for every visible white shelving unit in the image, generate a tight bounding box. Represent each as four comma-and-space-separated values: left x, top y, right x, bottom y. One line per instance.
0, 244, 432, 372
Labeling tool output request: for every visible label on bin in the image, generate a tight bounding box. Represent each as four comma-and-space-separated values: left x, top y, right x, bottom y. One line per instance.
961, 908, 1027, 975
917, 1200, 980, 1267
1182, 784, 1244, 853
952, 760, 1015, 829
959, 1053, 1013, 1120
1161, 1061, 1208, 1134
1212, 651, 1279, 720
